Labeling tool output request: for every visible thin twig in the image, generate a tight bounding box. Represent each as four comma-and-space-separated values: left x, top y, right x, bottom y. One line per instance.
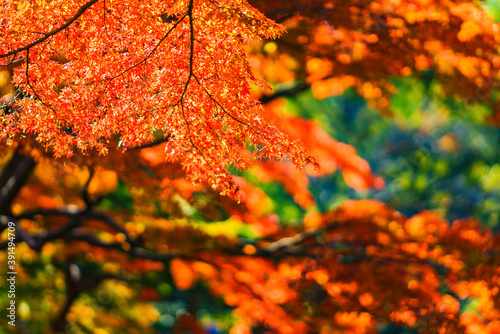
91, 13, 188, 103
25, 49, 56, 112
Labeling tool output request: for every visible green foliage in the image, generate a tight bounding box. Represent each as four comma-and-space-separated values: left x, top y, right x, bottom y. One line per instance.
99, 182, 134, 211
281, 81, 500, 230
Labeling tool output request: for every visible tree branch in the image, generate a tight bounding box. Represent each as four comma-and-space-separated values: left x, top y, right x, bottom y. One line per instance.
0, 149, 36, 215
129, 134, 171, 150
259, 82, 310, 104
52, 260, 123, 332
81, 168, 95, 208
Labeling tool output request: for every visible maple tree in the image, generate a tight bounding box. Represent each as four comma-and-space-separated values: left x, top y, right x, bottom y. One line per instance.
1, 0, 500, 333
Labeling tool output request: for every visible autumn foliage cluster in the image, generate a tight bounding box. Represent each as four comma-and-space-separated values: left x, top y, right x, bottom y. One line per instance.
1, 0, 500, 333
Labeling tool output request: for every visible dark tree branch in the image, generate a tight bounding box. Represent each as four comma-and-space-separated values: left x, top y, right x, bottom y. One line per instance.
85, 211, 134, 243
0, 215, 79, 251
25, 48, 57, 111
0, 149, 36, 215
52, 260, 123, 332
129, 134, 171, 150
16, 207, 82, 220
1, 204, 135, 251
81, 168, 95, 208
0, 222, 185, 260
64, 229, 124, 249
259, 82, 310, 104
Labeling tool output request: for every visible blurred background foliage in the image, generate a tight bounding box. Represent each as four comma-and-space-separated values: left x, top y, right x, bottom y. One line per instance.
240, 0, 500, 233
279, 82, 500, 231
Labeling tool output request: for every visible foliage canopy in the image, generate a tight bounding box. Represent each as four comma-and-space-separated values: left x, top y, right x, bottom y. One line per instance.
1, 0, 500, 333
